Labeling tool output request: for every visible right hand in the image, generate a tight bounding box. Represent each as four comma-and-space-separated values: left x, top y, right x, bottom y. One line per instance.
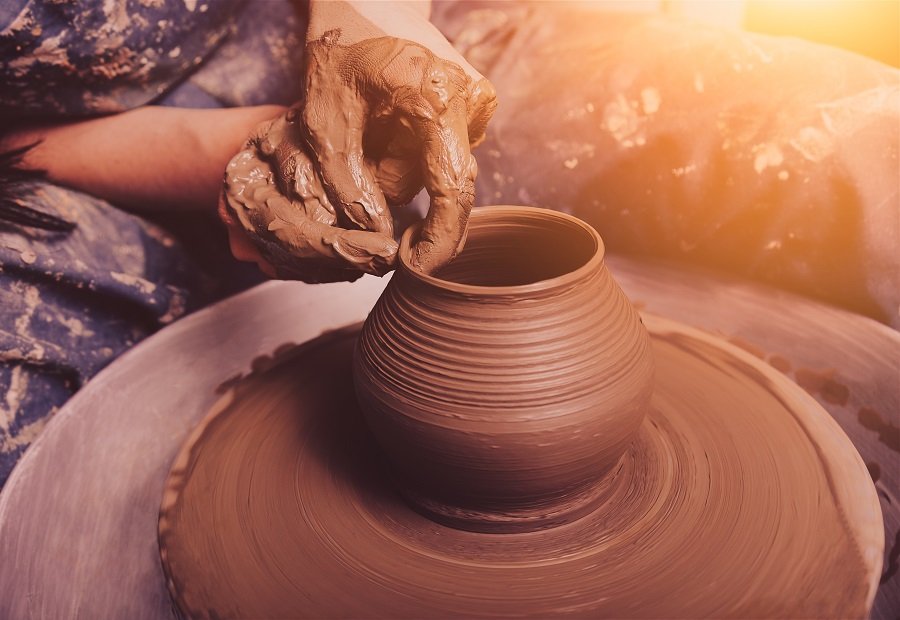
299, 26, 497, 274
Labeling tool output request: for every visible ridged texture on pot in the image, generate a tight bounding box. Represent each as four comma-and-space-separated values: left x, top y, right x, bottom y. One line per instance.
354, 207, 654, 532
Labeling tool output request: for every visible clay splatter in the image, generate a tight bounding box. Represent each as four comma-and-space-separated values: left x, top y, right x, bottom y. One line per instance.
794, 368, 851, 406
858, 407, 900, 453
768, 355, 791, 374
881, 528, 900, 584
866, 461, 881, 483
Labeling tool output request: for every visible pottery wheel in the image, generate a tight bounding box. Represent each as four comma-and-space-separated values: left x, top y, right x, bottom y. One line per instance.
1, 259, 897, 619
159, 316, 880, 619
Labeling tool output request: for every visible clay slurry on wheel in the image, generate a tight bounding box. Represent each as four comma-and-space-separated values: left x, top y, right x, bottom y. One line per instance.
158, 320, 881, 619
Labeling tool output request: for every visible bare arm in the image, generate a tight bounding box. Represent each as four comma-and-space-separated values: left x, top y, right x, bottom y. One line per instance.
1, 105, 285, 213
307, 1, 432, 42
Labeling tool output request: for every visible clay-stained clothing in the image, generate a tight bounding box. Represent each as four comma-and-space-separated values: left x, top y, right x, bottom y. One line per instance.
0, 0, 308, 117
0, 0, 244, 117
0, 187, 207, 481
0, 0, 307, 485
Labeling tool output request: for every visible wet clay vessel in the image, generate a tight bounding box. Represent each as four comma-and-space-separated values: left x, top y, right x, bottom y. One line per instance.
354, 206, 655, 532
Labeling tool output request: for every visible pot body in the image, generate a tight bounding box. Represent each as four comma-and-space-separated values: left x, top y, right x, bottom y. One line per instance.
354, 206, 654, 532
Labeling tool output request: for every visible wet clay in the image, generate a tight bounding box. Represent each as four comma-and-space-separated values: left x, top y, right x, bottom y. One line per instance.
223, 27, 497, 281
223, 110, 398, 283
159, 321, 881, 619
354, 207, 655, 532
301, 27, 495, 273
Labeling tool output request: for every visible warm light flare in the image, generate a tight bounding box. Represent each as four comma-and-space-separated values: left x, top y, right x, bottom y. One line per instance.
744, 0, 899, 66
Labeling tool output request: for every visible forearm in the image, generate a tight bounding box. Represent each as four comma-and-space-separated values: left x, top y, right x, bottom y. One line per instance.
306, 0, 480, 87
307, 1, 431, 42
0, 105, 285, 213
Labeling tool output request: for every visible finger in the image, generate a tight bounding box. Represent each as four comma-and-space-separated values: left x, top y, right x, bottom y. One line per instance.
233, 235, 278, 278
261, 192, 398, 277
409, 104, 477, 274
257, 110, 305, 199
467, 78, 498, 148
365, 115, 425, 207
232, 114, 341, 229
218, 192, 278, 277
224, 143, 397, 281
301, 39, 393, 236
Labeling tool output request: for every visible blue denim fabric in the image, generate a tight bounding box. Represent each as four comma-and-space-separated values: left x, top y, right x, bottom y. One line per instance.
0, 0, 306, 485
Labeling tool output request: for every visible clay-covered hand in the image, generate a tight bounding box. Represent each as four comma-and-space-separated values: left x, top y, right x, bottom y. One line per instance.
220, 109, 399, 283
300, 26, 497, 273
220, 1, 498, 282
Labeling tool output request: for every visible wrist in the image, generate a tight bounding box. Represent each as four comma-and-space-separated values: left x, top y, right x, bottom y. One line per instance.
305, 0, 481, 83
307, 0, 431, 44
193, 105, 287, 173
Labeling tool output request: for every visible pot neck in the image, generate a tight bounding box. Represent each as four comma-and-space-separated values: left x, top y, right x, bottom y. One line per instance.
398, 206, 606, 299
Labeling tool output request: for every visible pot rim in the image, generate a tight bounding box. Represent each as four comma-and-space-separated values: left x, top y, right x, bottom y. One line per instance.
398, 205, 606, 296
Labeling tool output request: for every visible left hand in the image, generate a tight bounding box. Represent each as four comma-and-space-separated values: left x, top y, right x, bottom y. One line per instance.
220, 108, 399, 283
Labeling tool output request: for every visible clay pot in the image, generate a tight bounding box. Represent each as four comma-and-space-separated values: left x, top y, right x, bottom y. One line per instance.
353, 206, 654, 533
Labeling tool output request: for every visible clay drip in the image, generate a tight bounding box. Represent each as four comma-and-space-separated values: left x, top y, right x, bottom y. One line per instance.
353, 206, 655, 532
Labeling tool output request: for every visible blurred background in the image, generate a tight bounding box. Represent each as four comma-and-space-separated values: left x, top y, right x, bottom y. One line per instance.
596, 0, 899, 66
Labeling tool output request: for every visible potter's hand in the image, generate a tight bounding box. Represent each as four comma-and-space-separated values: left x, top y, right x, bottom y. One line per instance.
300, 0, 497, 274
220, 109, 398, 283
220, 1, 497, 281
